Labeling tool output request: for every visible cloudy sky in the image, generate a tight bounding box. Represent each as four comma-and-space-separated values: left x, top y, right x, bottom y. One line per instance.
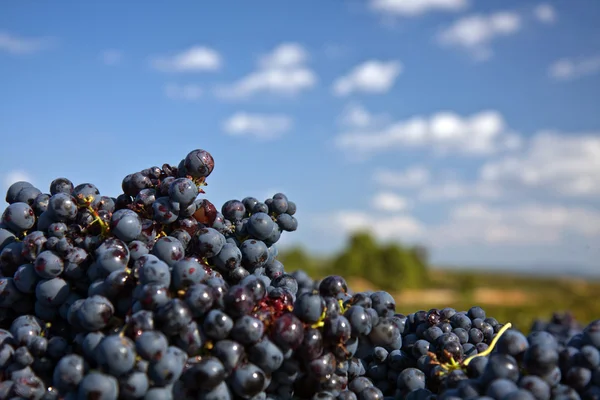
1, 1, 599, 275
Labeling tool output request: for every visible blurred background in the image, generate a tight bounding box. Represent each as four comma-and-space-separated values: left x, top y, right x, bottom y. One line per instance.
1, 1, 599, 332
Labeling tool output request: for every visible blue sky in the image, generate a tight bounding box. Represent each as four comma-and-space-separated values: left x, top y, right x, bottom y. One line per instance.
1, 0, 600, 275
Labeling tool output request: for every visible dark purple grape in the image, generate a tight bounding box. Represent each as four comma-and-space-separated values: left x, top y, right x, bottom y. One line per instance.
184, 149, 214, 178
195, 227, 226, 258
155, 298, 192, 336
231, 315, 264, 346
184, 283, 215, 318
119, 371, 149, 399
182, 356, 226, 392
203, 309, 234, 340
240, 239, 268, 271
224, 284, 256, 318
76, 295, 114, 331
77, 371, 118, 399
128, 240, 149, 261
272, 274, 298, 297
147, 345, 186, 386
47, 193, 78, 222
137, 283, 170, 311
15, 186, 42, 206
271, 312, 304, 351
138, 254, 171, 287
252, 202, 269, 215
299, 328, 324, 361
222, 200, 246, 223
247, 212, 275, 240
152, 236, 184, 267
35, 277, 69, 307
229, 362, 266, 398
96, 247, 129, 277
110, 209, 142, 242
49, 178, 73, 196
275, 213, 298, 233
211, 242, 242, 273
370, 291, 396, 318
14, 263, 39, 294
319, 276, 348, 298
32, 192, 50, 215
6, 181, 34, 204
2, 202, 36, 233
171, 257, 206, 290
292, 292, 323, 325
12, 375, 46, 398
122, 172, 152, 197
135, 330, 168, 361
53, 354, 84, 392
213, 339, 245, 374
169, 178, 198, 207
33, 250, 64, 279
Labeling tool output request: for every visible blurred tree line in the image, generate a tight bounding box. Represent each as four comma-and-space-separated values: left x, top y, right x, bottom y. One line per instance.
278, 231, 429, 292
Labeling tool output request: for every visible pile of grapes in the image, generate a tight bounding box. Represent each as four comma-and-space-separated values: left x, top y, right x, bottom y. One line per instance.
1, 148, 599, 400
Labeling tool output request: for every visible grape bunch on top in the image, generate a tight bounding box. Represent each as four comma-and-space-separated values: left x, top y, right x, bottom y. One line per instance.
0, 148, 599, 400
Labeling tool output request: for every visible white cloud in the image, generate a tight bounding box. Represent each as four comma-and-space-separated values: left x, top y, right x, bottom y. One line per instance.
371, 192, 409, 212
151, 46, 221, 72
533, 3, 557, 24
338, 103, 389, 129
372, 166, 431, 188
215, 43, 316, 99
164, 83, 203, 101
3, 170, 33, 188
369, 0, 468, 17
1, 170, 35, 205
222, 113, 293, 140
431, 202, 600, 246
0, 32, 55, 55
437, 11, 522, 60
548, 56, 600, 81
332, 60, 403, 96
418, 180, 502, 201
335, 109, 518, 158
100, 50, 123, 66
321, 210, 425, 242
480, 131, 600, 197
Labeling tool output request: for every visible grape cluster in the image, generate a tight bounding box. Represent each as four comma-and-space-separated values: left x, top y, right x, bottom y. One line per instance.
1, 148, 600, 400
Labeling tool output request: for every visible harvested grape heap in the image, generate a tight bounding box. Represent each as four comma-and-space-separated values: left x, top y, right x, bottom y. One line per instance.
1, 148, 599, 400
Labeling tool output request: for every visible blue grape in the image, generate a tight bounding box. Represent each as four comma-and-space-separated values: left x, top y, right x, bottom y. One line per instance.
138, 254, 171, 287
119, 371, 149, 399
110, 209, 143, 242
2, 202, 36, 233
152, 236, 185, 267
222, 200, 245, 222
6, 181, 34, 204
147, 345, 186, 386
229, 362, 266, 399
49, 178, 74, 195
168, 178, 198, 207
247, 212, 275, 240
203, 309, 234, 340
77, 371, 119, 400
240, 239, 268, 271
95, 334, 136, 376
53, 354, 84, 392
184, 149, 214, 178
15, 186, 42, 206
76, 295, 115, 331
34, 250, 64, 279
195, 227, 226, 258
184, 283, 215, 318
